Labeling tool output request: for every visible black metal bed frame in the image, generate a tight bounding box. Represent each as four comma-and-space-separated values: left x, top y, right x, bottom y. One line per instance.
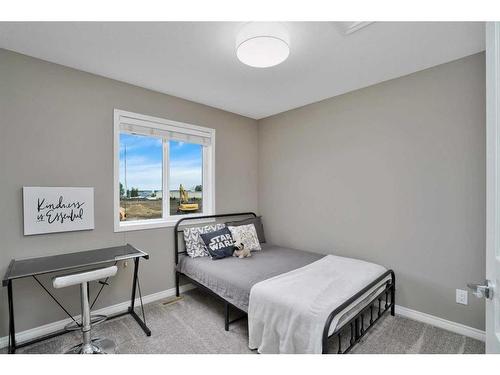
174, 212, 395, 354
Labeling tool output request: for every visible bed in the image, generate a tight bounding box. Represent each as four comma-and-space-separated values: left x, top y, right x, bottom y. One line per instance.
174, 212, 395, 354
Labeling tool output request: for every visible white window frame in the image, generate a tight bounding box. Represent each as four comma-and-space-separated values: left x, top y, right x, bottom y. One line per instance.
113, 109, 215, 232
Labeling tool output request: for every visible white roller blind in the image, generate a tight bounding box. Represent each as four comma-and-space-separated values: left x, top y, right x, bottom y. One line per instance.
119, 116, 212, 146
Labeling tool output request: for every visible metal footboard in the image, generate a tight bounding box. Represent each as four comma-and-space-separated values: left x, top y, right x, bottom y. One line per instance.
322, 269, 396, 354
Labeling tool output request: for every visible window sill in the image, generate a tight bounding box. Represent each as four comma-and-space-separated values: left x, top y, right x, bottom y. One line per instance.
114, 214, 215, 232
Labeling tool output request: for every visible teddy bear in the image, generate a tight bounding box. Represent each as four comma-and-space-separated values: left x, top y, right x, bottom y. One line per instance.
233, 242, 251, 258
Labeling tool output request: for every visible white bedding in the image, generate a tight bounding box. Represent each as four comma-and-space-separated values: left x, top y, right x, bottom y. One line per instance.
248, 254, 389, 354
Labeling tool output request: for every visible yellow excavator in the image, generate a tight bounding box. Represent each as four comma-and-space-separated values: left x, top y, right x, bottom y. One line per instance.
178, 184, 199, 213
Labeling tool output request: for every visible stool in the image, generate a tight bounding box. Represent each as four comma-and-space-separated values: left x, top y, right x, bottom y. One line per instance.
53, 266, 118, 354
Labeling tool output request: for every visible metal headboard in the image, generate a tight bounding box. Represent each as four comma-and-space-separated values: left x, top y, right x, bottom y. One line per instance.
174, 212, 257, 265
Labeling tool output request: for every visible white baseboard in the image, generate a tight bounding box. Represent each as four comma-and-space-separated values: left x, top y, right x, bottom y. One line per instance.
0, 283, 195, 350
1, 286, 485, 350
395, 305, 485, 342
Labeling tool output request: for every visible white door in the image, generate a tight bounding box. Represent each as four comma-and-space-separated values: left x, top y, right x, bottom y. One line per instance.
485, 22, 500, 354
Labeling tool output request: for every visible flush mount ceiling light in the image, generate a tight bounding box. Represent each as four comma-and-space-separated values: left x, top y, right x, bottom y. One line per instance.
236, 22, 290, 68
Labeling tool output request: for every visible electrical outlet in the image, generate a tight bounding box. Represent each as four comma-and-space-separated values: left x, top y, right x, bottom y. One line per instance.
456, 289, 468, 305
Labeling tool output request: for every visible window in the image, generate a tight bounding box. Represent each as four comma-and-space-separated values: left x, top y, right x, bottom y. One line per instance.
114, 110, 215, 232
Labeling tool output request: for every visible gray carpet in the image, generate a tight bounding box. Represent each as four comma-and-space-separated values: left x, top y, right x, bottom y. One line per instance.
2, 289, 485, 354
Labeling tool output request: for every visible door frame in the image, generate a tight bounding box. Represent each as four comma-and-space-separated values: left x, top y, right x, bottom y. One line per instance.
486, 21, 500, 354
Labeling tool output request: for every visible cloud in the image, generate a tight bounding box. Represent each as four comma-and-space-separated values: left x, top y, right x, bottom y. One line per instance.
120, 135, 162, 152
169, 165, 202, 190
120, 156, 162, 191
120, 156, 202, 191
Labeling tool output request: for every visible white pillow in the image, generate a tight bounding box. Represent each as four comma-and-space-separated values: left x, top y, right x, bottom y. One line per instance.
184, 223, 226, 257
228, 224, 261, 251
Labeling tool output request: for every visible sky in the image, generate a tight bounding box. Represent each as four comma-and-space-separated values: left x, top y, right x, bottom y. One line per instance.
119, 133, 202, 192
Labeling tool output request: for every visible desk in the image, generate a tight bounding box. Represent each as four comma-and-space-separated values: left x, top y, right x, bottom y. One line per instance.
2, 244, 151, 354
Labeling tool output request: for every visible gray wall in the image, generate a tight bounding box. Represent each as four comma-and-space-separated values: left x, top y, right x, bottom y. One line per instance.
258, 53, 486, 330
0, 49, 259, 336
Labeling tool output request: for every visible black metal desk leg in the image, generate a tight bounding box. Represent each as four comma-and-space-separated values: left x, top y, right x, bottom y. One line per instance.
130, 257, 139, 310
127, 257, 151, 337
7, 280, 16, 354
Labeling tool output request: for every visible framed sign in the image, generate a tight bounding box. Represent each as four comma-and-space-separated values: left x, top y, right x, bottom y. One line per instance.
23, 187, 95, 235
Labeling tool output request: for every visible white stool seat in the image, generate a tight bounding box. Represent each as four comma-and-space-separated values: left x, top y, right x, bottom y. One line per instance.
52, 265, 118, 354
53, 266, 117, 289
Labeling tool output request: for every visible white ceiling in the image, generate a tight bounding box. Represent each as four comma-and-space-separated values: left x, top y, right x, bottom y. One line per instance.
0, 22, 485, 119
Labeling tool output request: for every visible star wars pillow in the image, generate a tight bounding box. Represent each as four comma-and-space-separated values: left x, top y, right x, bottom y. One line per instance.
183, 223, 226, 258
200, 227, 235, 260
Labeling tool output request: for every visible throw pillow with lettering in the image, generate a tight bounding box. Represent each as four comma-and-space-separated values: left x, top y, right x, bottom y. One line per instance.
183, 223, 226, 258
200, 227, 235, 260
